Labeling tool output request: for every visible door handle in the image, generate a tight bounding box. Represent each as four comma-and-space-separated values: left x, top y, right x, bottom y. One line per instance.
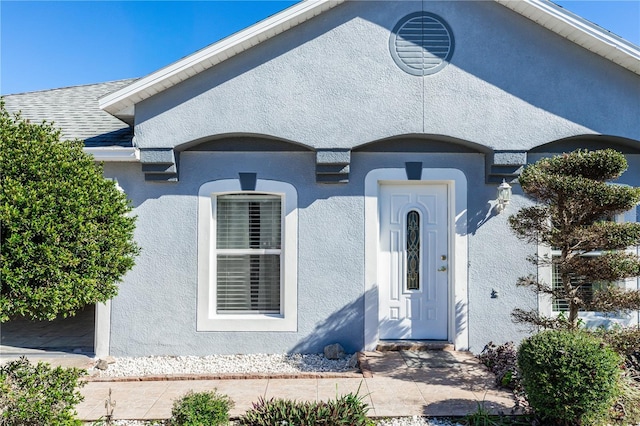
438, 266, 447, 272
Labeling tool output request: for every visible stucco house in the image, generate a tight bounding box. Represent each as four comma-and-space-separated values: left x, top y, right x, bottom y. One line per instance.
4, 0, 640, 358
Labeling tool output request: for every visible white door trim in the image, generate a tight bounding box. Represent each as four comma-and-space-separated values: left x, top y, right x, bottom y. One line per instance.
94, 300, 111, 358
364, 168, 468, 350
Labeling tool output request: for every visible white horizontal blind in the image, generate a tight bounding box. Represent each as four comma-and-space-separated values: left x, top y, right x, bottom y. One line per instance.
551, 253, 605, 312
552, 261, 570, 312
551, 214, 620, 312
216, 194, 282, 313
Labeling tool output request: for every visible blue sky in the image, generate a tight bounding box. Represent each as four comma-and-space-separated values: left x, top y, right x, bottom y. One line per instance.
1, 1, 639, 95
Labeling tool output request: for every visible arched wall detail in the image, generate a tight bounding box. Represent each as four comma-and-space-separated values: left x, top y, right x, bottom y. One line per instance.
529, 134, 640, 154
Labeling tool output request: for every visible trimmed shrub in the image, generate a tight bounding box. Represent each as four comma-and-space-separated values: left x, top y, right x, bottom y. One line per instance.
169, 390, 234, 426
0, 103, 139, 322
517, 330, 622, 425
0, 356, 86, 426
238, 391, 371, 426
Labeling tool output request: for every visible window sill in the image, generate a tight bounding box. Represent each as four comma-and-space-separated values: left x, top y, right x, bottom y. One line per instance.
196, 313, 297, 332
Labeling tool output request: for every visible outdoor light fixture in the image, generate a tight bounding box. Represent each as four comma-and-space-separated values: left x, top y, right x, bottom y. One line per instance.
497, 179, 512, 213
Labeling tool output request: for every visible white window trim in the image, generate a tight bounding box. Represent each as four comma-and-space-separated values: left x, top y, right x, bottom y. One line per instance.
197, 179, 297, 331
538, 208, 640, 327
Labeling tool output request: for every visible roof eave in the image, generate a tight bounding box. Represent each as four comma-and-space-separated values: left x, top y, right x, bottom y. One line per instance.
99, 0, 345, 118
100, 0, 640, 119
495, 0, 640, 75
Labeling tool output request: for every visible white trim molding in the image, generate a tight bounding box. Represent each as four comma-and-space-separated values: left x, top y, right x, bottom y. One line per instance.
84, 147, 140, 162
197, 179, 298, 331
364, 168, 468, 350
94, 300, 111, 358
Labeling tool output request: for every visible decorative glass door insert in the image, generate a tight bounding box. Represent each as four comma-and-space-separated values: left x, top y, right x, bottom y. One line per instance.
406, 210, 420, 291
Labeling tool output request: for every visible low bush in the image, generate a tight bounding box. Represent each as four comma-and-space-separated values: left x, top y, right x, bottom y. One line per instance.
462, 402, 534, 426
477, 341, 519, 389
590, 326, 640, 425
610, 369, 640, 425
518, 330, 622, 425
238, 391, 372, 426
169, 390, 234, 426
593, 326, 640, 372
0, 356, 86, 426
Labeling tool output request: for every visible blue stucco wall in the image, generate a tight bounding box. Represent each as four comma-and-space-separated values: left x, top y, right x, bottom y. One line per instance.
133, 0, 639, 150
103, 0, 640, 356
105, 151, 510, 356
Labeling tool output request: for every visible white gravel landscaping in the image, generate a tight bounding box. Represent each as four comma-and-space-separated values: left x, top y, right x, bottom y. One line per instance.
92, 353, 357, 377
89, 354, 466, 425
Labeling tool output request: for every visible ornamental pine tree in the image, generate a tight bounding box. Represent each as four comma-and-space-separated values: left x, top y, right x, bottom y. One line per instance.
0, 101, 139, 322
509, 149, 640, 329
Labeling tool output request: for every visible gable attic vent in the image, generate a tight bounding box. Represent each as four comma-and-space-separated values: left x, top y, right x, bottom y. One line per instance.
390, 12, 455, 76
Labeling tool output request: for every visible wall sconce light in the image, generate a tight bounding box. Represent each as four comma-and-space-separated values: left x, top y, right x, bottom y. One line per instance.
497, 179, 512, 213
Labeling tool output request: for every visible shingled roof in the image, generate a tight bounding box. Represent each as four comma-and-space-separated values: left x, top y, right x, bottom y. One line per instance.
4, 79, 136, 147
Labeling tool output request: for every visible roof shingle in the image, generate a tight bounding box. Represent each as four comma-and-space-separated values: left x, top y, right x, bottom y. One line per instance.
3, 79, 137, 147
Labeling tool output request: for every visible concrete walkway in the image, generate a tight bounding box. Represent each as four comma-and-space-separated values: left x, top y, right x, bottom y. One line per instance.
73, 350, 517, 421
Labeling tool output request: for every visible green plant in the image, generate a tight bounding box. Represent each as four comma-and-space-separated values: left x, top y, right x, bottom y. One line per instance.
463, 401, 501, 426
610, 368, 640, 425
477, 342, 519, 390
597, 325, 640, 355
238, 390, 371, 426
592, 326, 640, 371
0, 356, 86, 426
518, 330, 622, 425
509, 149, 640, 330
0, 101, 139, 322
169, 390, 234, 426
461, 397, 534, 426
90, 387, 117, 426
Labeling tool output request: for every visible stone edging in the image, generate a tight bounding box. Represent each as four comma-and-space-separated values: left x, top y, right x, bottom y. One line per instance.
82, 371, 364, 382
358, 352, 373, 378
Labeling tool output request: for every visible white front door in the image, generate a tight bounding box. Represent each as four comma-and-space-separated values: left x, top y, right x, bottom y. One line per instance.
378, 183, 449, 340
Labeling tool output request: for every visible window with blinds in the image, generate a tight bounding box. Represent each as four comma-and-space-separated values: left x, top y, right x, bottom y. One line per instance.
216, 194, 282, 314
552, 259, 592, 312
551, 253, 610, 312
551, 214, 618, 312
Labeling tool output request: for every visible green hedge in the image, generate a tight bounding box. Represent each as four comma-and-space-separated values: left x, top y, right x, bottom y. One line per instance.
518, 330, 621, 425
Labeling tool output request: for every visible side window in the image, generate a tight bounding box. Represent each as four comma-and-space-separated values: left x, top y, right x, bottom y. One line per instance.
551, 254, 609, 312
197, 180, 297, 332
541, 208, 638, 323
551, 214, 618, 313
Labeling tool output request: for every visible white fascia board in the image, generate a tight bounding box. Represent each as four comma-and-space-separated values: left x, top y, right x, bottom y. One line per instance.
99, 0, 345, 116
496, 0, 640, 75
84, 147, 140, 162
